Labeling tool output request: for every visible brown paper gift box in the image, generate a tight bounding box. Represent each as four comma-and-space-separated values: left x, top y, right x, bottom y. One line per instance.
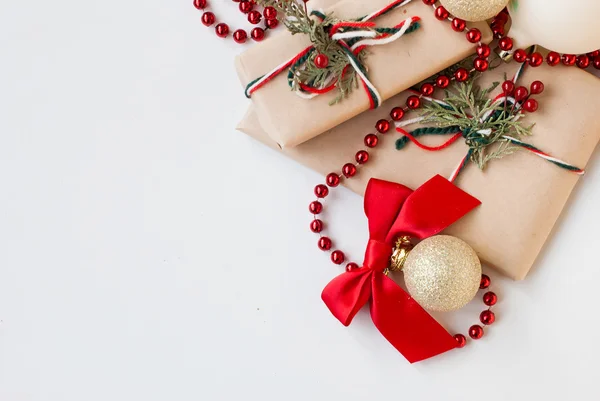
238, 61, 600, 280
235, 0, 492, 148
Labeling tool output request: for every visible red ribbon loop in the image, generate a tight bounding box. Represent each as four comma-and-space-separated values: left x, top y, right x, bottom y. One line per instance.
321, 175, 481, 363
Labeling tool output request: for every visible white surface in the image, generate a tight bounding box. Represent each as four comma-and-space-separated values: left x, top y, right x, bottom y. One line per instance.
0, 2, 599, 401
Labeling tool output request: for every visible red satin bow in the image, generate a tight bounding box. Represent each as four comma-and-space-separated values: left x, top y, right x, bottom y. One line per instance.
321, 175, 481, 363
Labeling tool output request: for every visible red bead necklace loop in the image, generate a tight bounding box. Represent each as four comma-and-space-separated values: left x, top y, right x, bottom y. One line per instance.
193, 0, 279, 43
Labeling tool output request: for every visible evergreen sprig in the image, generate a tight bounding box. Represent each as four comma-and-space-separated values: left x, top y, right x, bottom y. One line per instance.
255, 0, 371, 104
419, 76, 534, 170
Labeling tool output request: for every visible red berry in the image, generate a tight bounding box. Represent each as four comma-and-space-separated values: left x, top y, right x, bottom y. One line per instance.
314, 184, 329, 198
314, 54, 329, 69
530, 80, 544, 95
342, 163, 357, 178
326, 173, 340, 187
263, 6, 277, 20
451, 18, 466, 32
514, 86, 529, 101
523, 98, 538, 113
364, 134, 378, 148
436, 75, 450, 88
310, 219, 323, 233
265, 18, 279, 29
502, 80, 515, 95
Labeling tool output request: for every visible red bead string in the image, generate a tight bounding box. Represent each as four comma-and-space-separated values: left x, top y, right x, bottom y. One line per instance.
487, 7, 600, 70
193, 0, 279, 44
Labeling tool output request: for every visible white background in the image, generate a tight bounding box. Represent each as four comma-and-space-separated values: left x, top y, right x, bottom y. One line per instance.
1, 1, 599, 400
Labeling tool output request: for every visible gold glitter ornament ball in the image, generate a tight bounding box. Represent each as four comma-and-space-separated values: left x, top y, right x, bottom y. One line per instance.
439, 0, 510, 22
403, 235, 481, 312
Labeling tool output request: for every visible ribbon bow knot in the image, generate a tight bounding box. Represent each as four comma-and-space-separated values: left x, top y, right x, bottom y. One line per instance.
321, 175, 481, 363
245, 0, 421, 108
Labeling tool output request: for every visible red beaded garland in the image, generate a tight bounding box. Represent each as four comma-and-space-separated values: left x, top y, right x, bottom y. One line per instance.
310, 219, 324, 233
562, 54, 576, 66
342, 163, 357, 178
251, 27, 265, 41
451, 18, 466, 32
454, 68, 469, 82
529, 52, 543, 67
480, 274, 491, 290
326, 172, 341, 187
331, 250, 345, 265
355, 150, 369, 164
483, 291, 498, 306
201, 11, 216, 26
434, 6, 449, 20
315, 184, 329, 198
466, 28, 481, 43
477, 44, 491, 58
233, 29, 247, 43
364, 134, 379, 148
390, 107, 405, 121
421, 83, 435, 96
454, 334, 467, 348
480, 310, 496, 325
513, 49, 528, 63
239, 0, 253, 14
498, 37, 513, 51
309, 201, 323, 215
265, 18, 279, 29
547, 51, 561, 66
436, 75, 450, 89
469, 325, 484, 339
194, 0, 207, 9
215, 23, 230, 38
407, 95, 421, 109
577, 55, 591, 69
376, 119, 391, 133
422, 0, 436, 5
263, 6, 277, 20
530, 80, 544, 95
346, 262, 359, 272
474, 58, 489, 72
594, 57, 600, 70
318, 237, 332, 251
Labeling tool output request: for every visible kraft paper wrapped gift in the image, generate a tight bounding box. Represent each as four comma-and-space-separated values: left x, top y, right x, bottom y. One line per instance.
237, 62, 600, 280
235, 0, 492, 148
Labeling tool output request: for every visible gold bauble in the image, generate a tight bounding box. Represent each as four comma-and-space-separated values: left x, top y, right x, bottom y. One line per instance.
439, 0, 510, 22
402, 235, 481, 312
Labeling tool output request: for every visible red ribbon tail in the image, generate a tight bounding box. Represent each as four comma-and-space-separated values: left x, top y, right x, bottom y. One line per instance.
370, 273, 457, 363
321, 269, 374, 326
